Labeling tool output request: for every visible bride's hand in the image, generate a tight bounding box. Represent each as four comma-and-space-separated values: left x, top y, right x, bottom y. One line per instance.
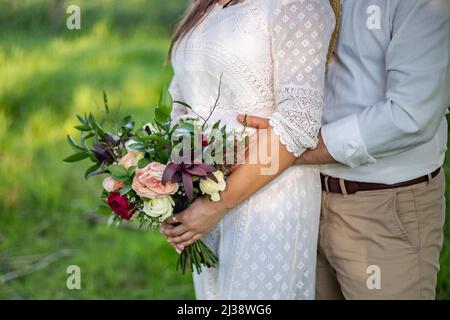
237, 114, 270, 129
161, 115, 269, 251
161, 197, 228, 250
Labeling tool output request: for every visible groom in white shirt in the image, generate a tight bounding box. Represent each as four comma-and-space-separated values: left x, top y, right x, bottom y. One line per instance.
243, 0, 450, 299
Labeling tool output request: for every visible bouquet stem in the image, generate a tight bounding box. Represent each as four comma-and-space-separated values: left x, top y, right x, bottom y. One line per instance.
177, 240, 218, 274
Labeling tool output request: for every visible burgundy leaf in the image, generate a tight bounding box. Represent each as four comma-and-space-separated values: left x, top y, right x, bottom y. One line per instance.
198, 163, 217, 173
206, 172, 218, 183
184, 166, 207, 177
162, 163, 180, 184
182, 170, 194, 200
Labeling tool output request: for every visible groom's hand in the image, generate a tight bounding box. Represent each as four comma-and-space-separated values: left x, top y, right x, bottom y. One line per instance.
161, 197, 228, 251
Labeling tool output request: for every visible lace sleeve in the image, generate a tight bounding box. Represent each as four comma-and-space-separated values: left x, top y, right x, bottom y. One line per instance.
268, 0, 334, 157
169, 76, 187, 122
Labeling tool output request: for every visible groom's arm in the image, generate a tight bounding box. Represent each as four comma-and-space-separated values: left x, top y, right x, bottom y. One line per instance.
321, 0, 450, 168
244, 2, 450, 168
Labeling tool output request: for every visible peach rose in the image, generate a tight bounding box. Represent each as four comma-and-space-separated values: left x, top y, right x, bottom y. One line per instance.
132, 162, 179, 199
118, 151, 144, 170
102, 176, 124, 193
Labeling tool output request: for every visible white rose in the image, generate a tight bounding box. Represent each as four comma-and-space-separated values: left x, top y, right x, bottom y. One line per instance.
142, 197, 174, 221
199, 171, 226, 202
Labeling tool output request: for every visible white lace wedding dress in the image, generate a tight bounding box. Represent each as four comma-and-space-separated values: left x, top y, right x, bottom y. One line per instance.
169, 0, 335, 300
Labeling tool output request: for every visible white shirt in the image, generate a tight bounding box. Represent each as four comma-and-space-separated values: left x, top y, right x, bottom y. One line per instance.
321, 0, 450, 184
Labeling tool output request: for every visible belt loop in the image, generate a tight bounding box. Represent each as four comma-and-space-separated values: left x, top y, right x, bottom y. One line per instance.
339, 179, 349, 197
427, 173, 433, 184
324, 176, 330, 193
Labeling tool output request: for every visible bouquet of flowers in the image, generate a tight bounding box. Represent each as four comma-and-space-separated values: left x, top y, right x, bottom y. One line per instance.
64, 84, 247, 274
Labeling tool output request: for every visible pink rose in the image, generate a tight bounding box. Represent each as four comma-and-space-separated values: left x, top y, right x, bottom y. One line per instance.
102, 176, 124, 193
118, 151, 144, 170
132, 162, 179, 199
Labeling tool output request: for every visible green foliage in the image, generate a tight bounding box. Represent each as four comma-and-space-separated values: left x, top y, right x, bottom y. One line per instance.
0, 0, 187, 36
0, 0, 194, 300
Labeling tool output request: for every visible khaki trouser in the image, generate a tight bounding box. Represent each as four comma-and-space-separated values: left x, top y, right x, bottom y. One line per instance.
316, 169, 446, 300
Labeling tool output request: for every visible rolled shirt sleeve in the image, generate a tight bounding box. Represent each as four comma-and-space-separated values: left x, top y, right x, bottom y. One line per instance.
322, 114, 376, 168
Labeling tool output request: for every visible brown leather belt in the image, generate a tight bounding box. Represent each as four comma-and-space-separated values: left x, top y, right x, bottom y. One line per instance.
321, 168, 441, 195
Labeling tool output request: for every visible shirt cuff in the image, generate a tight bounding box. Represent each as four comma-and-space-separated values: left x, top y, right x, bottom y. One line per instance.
322, 114, 376, 168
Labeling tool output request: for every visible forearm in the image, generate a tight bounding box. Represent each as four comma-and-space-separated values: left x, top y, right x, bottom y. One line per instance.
217, 128, 296, 211
296, 132, 337, 165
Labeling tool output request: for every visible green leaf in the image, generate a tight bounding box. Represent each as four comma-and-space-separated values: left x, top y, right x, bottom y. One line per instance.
138, 158, 151, 169
173, 100, 193, 110
67, 135, 84, 151
127, 142, 146, 152
127, 166, 137, 176
88, 113, 97, 127
158, 84, 173, 117
80, 132, 92, 150
75, 125, 92, 132
84, 163, 101, 179
103, 91, 110, 114
63, 152, 90, 163
108, 165, 128, 177
121, 115, 135, 130
138, 135, 169, 144
179, 123, 195, 132
212, 120, 221, 130
119, 185, 133, 196
154, 108, 168, 124
77, 115, 88, 125
89, 113, 104, 135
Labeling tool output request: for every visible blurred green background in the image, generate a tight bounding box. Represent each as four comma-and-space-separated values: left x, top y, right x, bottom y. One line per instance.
0, 0, 449, 299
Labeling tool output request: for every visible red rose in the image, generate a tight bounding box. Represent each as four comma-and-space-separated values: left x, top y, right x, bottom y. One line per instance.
107, 192, 135, 221
200, 134, 209, 147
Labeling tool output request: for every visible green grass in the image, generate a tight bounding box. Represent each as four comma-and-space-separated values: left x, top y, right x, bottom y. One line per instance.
0, 1, 195, 299
437, 139, 450, 300
0, 0, 449, 300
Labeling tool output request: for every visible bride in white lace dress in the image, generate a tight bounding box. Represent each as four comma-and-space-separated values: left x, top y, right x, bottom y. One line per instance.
164, 0, 335, 300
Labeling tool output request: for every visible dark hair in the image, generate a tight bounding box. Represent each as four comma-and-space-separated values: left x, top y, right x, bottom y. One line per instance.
168, 0, 224, 59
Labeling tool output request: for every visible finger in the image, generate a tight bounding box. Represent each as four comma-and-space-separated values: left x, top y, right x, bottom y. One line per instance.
168, 231, 195, 245
167, 239, 179, 252
162, 221, 175, 228
237, 114, 270, 129
181, 234, 203, 247
163, 215, 179, 225
163, 223, 189, 238
160, 222, 174, 233
168, 240, 186, 255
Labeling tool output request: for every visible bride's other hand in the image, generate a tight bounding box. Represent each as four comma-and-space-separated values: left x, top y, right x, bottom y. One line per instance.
161, 197, 229, 249
162, 113, 300, 251
237, 114, 270, 129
